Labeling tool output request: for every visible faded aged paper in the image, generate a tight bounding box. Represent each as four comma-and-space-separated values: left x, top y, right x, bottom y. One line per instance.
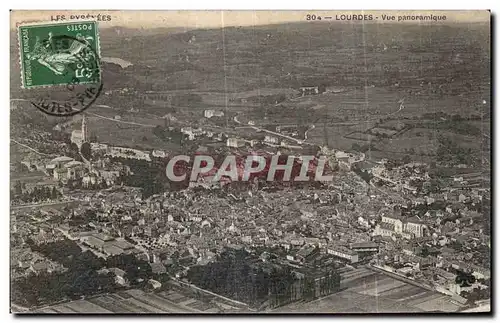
10, 10, 491, 314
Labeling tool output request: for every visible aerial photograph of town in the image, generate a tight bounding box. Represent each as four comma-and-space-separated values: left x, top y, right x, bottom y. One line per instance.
9, 10, 491, 314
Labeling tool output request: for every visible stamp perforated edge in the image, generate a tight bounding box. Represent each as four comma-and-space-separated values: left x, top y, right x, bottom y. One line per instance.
16, 20, 102, 89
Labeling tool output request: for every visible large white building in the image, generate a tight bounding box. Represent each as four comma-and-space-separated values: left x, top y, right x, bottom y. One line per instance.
264, 135, 279, 144
374, 215, 429, 239
204, 110, 224, 118
46, 156, 85, 182
226, 138, 245, 148
326, 245, 359, 263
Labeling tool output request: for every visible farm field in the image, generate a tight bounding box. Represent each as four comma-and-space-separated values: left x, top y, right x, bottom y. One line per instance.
274, 267, 466, 313
30, 267, 466, 314
31, 288, 219, 314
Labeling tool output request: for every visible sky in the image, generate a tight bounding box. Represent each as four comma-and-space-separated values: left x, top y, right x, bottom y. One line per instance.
11, 10, 490, 30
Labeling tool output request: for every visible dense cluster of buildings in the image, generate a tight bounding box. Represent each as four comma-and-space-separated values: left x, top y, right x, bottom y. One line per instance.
10, 99, 490, 311
11, 247, 67, 280
44, 155, 124, 187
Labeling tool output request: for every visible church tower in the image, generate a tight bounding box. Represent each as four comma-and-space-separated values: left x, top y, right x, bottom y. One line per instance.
81, 115, 89, 143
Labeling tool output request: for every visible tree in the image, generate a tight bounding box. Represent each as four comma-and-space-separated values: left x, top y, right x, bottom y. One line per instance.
80, 142, 91, 160
14, 181, 22, 195
14, 161, 28, 173
69, 142, 79, 153
402, 154, 412, 165
51, 187, 59, 200
351, 143, 361, 152
429, 179, 442, 193
107, 254, 152, 285
153, 126, 165, 139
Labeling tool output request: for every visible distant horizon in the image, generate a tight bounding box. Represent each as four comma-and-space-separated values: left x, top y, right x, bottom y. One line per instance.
10, 10, 490, 30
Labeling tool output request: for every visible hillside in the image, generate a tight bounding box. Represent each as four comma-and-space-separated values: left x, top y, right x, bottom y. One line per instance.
11, 21, 490, 96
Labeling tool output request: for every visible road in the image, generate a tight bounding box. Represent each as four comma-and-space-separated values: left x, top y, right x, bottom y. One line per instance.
10, 303, 30, 313
368, 264, 435, 291
372, 171, 419, 192
320, 101, 406, 126
233, 116, 315, 146
11, 139, 54, 157
369, 178, 406, 203
461, 303, 490, 312
372, 173, 398, 185
85, 111, 157, 128
79, 152, 91, 165
87, 108, 317, 151
11, 199, 77, 210
303, 124, 315, 141
249, 98, 406, 147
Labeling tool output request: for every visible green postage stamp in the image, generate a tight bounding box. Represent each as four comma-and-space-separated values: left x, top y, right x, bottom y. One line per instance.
18, 21, 101, 88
